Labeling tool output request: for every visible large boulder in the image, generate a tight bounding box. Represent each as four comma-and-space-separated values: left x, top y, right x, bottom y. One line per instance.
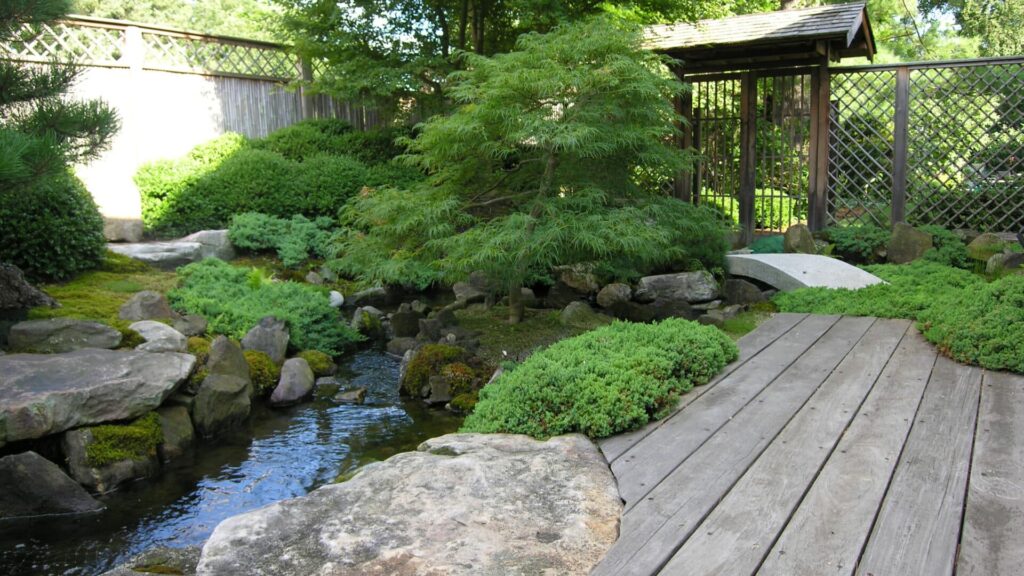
634, 270, 719, 304
101, 546, 202, 576
119, 290, 175, 321
544, 281, 581, 309
241, 316, 289, 365
103, 218, 144, 243
108, 241, 204, 270
0, 262, 57, 311
63, 426, 160, 493
8, 318, 122, 353
191, 337, 252, 438
783, 224, 817, 254
596, 283, 632, 309
350, 306, 385, 339
452, 281, 486, 304
180, 229, 236, 261
987, 252, 1024, 275
966, 232, 1006, 262
269, 358, 315, 407
130, 321, 187, 353
173, 314, 208, 337
157, 405, 195, 462
560, 301, 613, 330
0, 349, 195, 446
197, 433, 621, 576
0, 451, 104, 519
389, 304, 423, 338
347, 287, 390, 308
887, 222, 933, 264
554, 264, 600, 295
724, 278, 767, 305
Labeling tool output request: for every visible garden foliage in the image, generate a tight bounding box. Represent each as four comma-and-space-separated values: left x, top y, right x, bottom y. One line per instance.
85, 412, 163, 467
703, 191, 806, 231
168, 259, 362, 355
774, 261, 1023, 374
826, 224, 891, 264
461, 319, 738, 439
228, 212, 334, 267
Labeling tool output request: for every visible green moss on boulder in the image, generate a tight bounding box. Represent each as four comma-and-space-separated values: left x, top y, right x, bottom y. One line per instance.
296, 350, 336, 377
85, 412, 163, 467
244, 349, 282, 397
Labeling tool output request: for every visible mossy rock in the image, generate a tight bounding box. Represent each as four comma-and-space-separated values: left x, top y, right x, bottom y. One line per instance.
450, 391, 479, 413
401, 344, 466, 397
244, 349, 282, 397
296, 349, 336, 377
116, 325, 146, 349
85, 412, 163, 468
187, 336, 212, 365
440, 362, 477, 397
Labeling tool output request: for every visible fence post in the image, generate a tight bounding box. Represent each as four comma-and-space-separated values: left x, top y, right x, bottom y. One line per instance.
739, 72, 758, 245
892, 66, 910, 225
807, 64, 831, 231
675, 68, 694, 202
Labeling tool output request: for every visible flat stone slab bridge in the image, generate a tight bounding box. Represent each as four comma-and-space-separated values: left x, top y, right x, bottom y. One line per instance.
594, 313, 1024, 576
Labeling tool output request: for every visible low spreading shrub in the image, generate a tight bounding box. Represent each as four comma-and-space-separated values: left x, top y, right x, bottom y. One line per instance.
826, 224, 890, 264
461, 319, 738, 439
228, 213, 334, 267
919, 225, 970, 269
168, 259, 363, 355
774, 261, 1023, 374
0, 171, 106, 281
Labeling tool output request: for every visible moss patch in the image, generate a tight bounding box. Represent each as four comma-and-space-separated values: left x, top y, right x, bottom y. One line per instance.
187, 336, 212, 365
454, 305, 586, 365
719, 302, 776, 340
401, 344, 465, 397
244, 350, 281, 396
85, 412, 163, 467
296, 350, 335, 377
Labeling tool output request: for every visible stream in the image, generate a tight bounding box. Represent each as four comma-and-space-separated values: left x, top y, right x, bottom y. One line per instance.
0, 349, 463, 576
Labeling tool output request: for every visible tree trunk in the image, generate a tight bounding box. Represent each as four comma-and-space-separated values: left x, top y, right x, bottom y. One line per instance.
458, 0, 468, 51
508, 280, 524, 324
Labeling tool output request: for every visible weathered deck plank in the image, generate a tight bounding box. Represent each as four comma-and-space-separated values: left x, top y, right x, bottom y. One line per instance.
610, 314, 840, 508
955, 370, 1024, 576
855, 355, 982, 576
660, 318, 911, 576
756, 329, 938, 576
591, 315, 873, 576
599, 312, 809, 464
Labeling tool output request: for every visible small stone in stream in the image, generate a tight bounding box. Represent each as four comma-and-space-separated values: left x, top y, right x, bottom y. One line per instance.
332, 388, 367, 404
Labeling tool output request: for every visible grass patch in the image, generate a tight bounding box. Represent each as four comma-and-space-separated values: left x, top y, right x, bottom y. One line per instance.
720, 303, 776, 339
85, 412, 163, 467
454, 305, 587, 365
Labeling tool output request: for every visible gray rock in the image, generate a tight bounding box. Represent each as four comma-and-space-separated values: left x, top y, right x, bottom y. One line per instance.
783, 224, 817, 254
410, 300, 431, 316
399, 349, 416, 383
435, 305, 459, 327
724, 278, 767, 305
163, 392, 196, 411
646, 297, 697, 321
180, 229, 236, 261
596, 283, 632, 309
967, 233, 1006, 262
888, 223, 933, 264
452, 281, 486, 304
304, 271, 324, 285
691, 299, 722, 312
634, 270, 719, 304
319, 265, 338, 283
519, 287, 539, 308
987, 252, 1024, 275
0, 349, 194, 446
560, 301, 613, 330
108, 241, 203, 270
0, 451, 104, 519
554, 263, 601, 294
328, 290, 344, 308
698, 310, 727, 328
350, 306, 385, 339
417, 318, 443, 342
544, 281, 581, 309
952, 228, 981, 244
426, 375, 453, 405
241, 316, 289, 365
130, 321, 187, 353
101, 546, 201, 576
608, 301, 657, 323
332, 387, 367, 405
103, 218, 144, 243
192, 337, 251, 438
196, 433, 621, 576
386, 337, 419, 357
157, 405, 194, 462
0, 262, 57, 311
63, 427, 160, 493
348, 287, 388, 308
173, 314, 208, 337
119, 290, 175, 321
8, 318, 122, 353
270, 358, 315, 407
389, 304, 423, 338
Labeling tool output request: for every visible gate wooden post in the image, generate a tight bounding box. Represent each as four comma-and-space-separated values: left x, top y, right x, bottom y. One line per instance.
891, 66, 910, 225
674, 67, 694, 202
808, 64, 831, 231
739, 72, 758, 245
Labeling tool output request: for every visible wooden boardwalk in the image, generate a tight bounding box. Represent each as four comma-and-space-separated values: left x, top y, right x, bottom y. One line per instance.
594, 313, 1024, 576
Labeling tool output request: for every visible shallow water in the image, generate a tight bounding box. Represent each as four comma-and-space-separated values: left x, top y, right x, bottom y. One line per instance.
0, 349, 462, 576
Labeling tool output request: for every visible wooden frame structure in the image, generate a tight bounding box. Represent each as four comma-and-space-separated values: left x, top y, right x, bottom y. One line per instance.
646, 2, 875, 243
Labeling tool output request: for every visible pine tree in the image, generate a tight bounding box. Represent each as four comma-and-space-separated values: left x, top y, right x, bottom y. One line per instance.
335, 17, 728, 323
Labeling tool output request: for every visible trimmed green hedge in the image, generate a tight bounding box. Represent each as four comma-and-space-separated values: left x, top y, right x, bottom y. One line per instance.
228, 213, 334, 267
168, 259, 362, 355
461, 319, 739, 439
774, 261, 1023, 373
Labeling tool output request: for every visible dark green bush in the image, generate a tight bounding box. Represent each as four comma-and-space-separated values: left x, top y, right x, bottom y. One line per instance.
0, 170, 105, 281
297, 154, 370, 214
919, 225, 970, 269
750, 235, 784, 254
331, 126, 412, 165
252, 119, 353, 161
826, 224, 890, 264
461, 319, 738, 439
228, 213, 334, 267
168, 259, 363, 355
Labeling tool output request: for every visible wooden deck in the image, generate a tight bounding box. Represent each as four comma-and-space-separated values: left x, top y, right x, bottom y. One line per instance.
594, 313, 1024, 576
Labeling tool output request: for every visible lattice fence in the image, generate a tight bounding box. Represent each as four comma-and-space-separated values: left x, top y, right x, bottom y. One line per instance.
828, 58, 1024, 232
1, 17, 298, 80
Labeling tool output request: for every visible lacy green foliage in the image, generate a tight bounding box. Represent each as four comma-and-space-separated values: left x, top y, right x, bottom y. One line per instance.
296, 350, 335, 377
826, 224, 891, 264
0, 170, 106, 281
85, 412, 163, 467
168, 259, 363, 355
703, 191, 806, 231
461, 319, 739, 439
775, 261, 1024, 374
187, 336, 212, 366
919, 225, 971, 269
228, 212, 334, 267
917, 274, 1024, 373
400, 344, 466, 397
244, 350, 281, 396
750, 235, 784, 254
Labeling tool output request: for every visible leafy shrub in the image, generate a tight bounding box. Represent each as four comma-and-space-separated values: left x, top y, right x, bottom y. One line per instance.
331, 126, 412, 165
169, 259, 363, 355
296, 350, 335, 377
85, 412, 163, 467
826, 224, 891, 264
244, 350, 281, 396
750, 235, 784, 254
296, 154, 370, 214
919, 225, 970, 269
774, 261, 1024, 373
251, 119, 353, 161
0, 170, 105, 281
228, 213, 334, 267
461, 319, 739, 439
704, 190, 807, 231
